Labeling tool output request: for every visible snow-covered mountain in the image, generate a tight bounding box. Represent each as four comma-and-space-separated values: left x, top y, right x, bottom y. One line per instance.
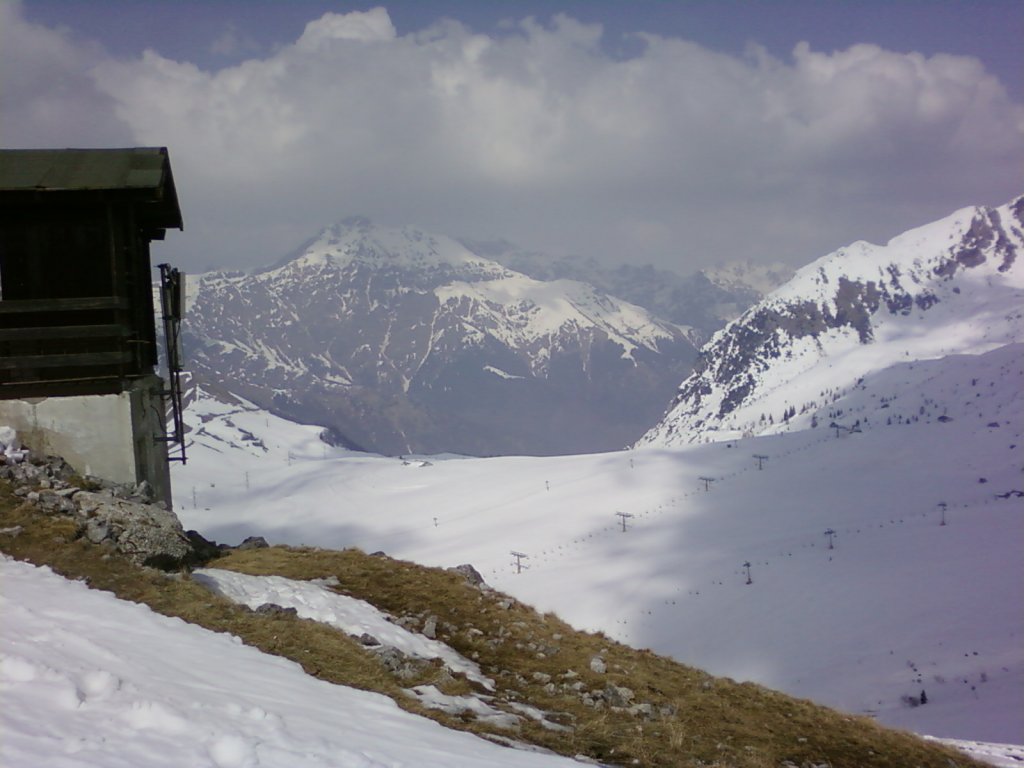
461, 237, 792, 343
639, 196, 1024, 446
184, 218, 698, 456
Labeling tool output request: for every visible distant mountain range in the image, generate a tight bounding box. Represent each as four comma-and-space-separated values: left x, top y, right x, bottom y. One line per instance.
183, 219, 766, 456
183, 197, 1020, 458
639, 196, 1024, 446
461, 237, 792, 344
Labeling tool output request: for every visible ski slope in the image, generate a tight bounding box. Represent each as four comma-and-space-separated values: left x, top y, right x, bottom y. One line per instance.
174, 343, 1024, 746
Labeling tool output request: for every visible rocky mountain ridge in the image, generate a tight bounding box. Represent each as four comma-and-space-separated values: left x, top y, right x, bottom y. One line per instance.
183, 219, 699, 456
639, 196, 1024, 446
461, 237, 792, 343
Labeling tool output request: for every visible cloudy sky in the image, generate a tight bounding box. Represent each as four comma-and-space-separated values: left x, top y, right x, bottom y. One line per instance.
2, 1, 1022, 275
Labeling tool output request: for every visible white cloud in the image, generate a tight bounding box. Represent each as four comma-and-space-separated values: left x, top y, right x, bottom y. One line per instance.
3, 4, 1022, 273
296, 7, 397, 50
0, 0, 133, 147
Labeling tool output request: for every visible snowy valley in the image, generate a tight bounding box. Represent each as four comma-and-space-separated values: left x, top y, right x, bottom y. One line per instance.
173, 335, 1023, 749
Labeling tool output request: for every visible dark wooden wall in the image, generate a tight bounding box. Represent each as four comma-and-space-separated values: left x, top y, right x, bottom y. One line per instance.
0, 198, 159, 397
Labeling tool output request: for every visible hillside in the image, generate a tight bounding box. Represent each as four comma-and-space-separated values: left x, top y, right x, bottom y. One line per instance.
639, 197, 1023, 446
182, 219, 698, 457
171, 335, 1023, 748
2, 462, 1000, 767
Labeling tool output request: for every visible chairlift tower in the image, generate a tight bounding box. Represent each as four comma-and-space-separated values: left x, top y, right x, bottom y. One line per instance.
510, 551, 530, 574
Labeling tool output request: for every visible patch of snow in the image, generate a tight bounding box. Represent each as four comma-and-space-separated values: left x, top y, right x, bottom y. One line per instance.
0, 556, 581, 767
193, 568, 493, 689
484, 365, 526, 380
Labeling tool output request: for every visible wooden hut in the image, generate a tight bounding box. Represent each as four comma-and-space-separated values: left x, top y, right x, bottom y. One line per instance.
0, 148, 185, 506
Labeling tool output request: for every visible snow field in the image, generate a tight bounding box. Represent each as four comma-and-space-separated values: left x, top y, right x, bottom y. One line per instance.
0, 557, 582, 768
175, 344, 1022, 744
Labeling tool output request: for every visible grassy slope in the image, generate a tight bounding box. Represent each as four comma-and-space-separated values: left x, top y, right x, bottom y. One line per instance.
0, 484, 983, 768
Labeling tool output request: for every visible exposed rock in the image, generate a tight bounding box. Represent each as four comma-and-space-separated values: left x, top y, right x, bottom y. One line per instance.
628, 702, 654, 719
373, 647, 436, 680
37, 490, 78, 514
72, 490, 193, 569
185, 530, 222, 564
603, 683, 635, 708
0, 447, 201, 570
422, 615, 438, 639
84, 519, 111, 544
448, 563, 487, 587
236, 535, 270, 550
640, 196, 1023, 447
254, 603, 299, 618
589, 656, 607, 675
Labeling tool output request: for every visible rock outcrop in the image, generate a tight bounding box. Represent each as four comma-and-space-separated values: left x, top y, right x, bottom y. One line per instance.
1, 449, 199, 569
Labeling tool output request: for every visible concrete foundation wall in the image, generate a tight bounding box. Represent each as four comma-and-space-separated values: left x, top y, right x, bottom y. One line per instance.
0, 376, 173, 508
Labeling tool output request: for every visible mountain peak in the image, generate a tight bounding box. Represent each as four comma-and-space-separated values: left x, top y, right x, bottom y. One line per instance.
183, 220, 699, 456
640, 195, 1024, 447
271, 219, 511, 279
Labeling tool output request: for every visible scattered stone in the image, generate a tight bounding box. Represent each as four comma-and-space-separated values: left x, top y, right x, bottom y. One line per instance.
0, 525, 23, 537
628, 702, 654, 718
36, 490, 77, 514
356, 633, 381, 647
374, 647, 435, 680
395, 615, 419, 630
423, 615, 438, 639
254, 603, 299, 618
589, 656, 607, 675
603, 683, 635, 708
531, 672, 552, 684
